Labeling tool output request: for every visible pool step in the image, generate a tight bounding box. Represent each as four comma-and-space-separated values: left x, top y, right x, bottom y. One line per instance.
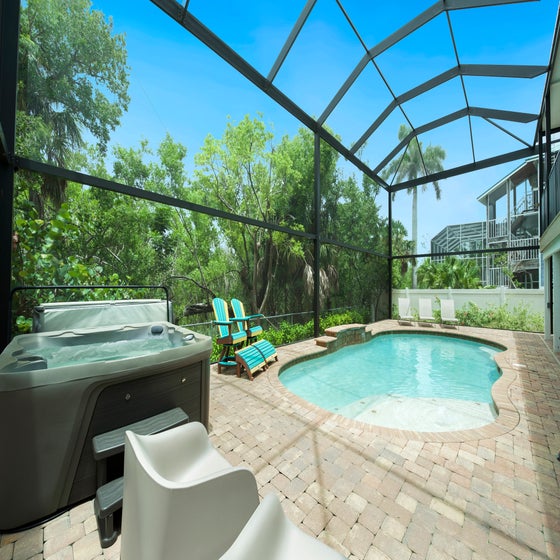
314, 335, 337, 348
316, 324, 370, 351
93, 407, 189, 548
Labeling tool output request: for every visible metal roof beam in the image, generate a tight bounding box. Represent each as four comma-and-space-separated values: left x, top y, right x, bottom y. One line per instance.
374, 109, 468, 174
320, 0, 538, 131
461, 63, 547, 78
150, 0, 390, 189
267, 0, 316, 83
374, 107, 538, 175
352, 101, 397, 155
388, 146, 536, 193
319, 3, 443, 124
351, 64, 546, 154
318, 54, 369, 125
445, 0, 537, 9
469, 106, 538, 123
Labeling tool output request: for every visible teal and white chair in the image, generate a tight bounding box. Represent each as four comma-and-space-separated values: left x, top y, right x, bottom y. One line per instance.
212, 297, 247, 373
231, 298, 263, 344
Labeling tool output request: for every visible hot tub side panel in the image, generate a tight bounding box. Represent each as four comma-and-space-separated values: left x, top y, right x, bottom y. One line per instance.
0, 379, 95, 530
67, 356, 210, 505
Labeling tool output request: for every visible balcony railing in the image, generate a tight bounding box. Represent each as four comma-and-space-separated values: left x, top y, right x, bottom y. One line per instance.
488, 212, 539, 242
488, 219, 509, 240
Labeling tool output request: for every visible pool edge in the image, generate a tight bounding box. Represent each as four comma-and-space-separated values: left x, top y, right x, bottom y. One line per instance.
268, 320, 523, 443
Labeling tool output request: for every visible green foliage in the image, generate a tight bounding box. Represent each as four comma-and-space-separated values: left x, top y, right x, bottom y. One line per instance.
13, 201, 101, 288
266, 321, 314, 346
18, 0, 130, 158
10, 200, 156, 334
382, 124, 446, 288
260, 309, 368, 349
209, 309, 369, 362
492, 253, 520, 288
17, 0, 130, 208
319, 309, 368, 330
417, 257, 481, 289
455, 302, 543, 332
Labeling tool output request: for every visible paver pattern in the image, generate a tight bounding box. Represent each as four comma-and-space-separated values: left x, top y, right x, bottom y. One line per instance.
1, 321, 559, 559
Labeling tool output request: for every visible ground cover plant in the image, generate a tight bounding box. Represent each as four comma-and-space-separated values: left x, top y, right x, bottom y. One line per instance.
393, 300, 543, 333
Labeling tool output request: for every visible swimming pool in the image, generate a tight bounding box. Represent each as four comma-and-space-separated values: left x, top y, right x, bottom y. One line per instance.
280, 332, 503, 431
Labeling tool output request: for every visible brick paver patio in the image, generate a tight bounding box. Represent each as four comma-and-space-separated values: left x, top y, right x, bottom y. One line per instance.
1, 320, 559, 559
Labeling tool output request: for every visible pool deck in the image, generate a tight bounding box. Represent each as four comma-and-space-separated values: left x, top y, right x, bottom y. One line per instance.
1, 320, 559, 559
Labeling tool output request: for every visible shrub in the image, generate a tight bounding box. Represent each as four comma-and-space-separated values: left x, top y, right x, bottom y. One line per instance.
455, 302, 543, 332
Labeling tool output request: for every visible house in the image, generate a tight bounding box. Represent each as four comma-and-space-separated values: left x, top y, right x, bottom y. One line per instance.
431, 156, 542, 288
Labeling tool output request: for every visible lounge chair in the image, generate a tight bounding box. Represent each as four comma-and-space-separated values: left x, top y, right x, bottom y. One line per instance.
418, 298, 435, 324
120, 422, 260, 560
231, 298, 263, 344
440, 299, 459, 328
397, 297, 414, 324
219, 493, 346, 560
212, 297, 247, 373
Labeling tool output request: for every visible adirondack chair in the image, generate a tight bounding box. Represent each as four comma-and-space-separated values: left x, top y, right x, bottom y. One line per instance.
231, 298, 263, 344
212, 297, 247, 373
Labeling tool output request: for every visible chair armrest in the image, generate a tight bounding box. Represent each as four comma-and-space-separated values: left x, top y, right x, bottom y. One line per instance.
213, 320, 234, 326
234, 314, 264, 322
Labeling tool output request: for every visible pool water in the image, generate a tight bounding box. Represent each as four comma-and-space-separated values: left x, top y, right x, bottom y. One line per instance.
280, 333, 502, 431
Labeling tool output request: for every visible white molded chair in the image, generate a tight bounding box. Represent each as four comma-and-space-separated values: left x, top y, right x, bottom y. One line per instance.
219, 494, 347, 560
418, 298, 435, 323
440, 299, 459, 327
397, 297, 414, 324
120, 422, 260, 560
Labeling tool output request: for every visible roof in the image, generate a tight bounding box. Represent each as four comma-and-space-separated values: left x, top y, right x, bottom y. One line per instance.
153, 0, 558, 192
476, 156, 538, 203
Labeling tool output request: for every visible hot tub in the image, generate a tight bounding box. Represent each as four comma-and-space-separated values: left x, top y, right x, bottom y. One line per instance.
0, 322, 212, 530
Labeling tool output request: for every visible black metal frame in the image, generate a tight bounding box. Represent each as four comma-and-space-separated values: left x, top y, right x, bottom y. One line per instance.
0, 0, 20, 350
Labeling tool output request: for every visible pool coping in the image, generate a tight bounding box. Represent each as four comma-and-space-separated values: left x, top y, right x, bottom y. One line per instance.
264, 320, 525, 443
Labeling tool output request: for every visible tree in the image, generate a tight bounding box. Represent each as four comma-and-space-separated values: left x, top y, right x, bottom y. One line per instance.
193, 116, 279, 312
273, 128, 345, 311
11, 201, 124, 332
417, 256, 481, 289
17, 0, 130, 210
335, 174, 385, 316
382, 124, 446, 288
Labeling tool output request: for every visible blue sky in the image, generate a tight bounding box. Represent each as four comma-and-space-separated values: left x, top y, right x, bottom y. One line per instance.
89, 0, 558, 250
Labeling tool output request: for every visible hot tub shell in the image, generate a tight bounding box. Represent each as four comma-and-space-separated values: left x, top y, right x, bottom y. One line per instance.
0, 322, 212, 531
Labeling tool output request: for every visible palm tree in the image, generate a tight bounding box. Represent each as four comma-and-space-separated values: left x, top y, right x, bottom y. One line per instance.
383, 124, 446, 288
417, 257, 481, 289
